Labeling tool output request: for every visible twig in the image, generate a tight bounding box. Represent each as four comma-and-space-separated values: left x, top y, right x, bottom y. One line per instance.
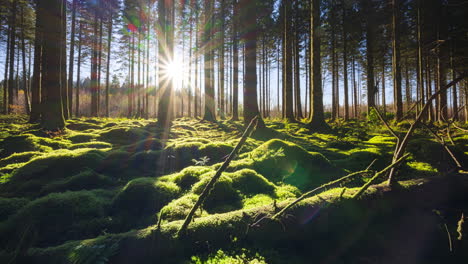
353, 153, 410, 200
271, 169, 372, 220
387, 73, 467, 185
444, 223, 453, 252
421, 123, 462, 169
177, 116, 259, 238
372, 106, 400, 141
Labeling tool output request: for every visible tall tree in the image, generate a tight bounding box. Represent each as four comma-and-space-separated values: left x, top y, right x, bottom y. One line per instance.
282, 0, 294, 121
240, 0, 264, 127
40, 0, 66, 130
307, 0, 327, 129
203, 0, 216, 121
231, 0, 239, 121
392, 0, 403, 120
68, 0, 77, 118
157, 0, 175, 127
7, 0, 17, 114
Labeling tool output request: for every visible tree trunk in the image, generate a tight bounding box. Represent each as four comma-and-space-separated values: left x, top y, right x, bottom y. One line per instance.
75, 22, 83, 117
91, 12, 99, 117
2, 25, 9, 114
60, 2, 68, 120
294, 22, 303, 120
283, 0, 294, 121
203, 0, 216, 122
392, 0, 403, 120
105, 12, 113, 117
20, 5, 30, 115
416, 0, 425, 120
7, 1, 17, 114
342, 0, 349, 120
382, 61, 386, 115
231, 0, 239, 121
30, 1, 42, 122
307, 0, 327, 130
363, 0, 375, 114
157, 0, 175, 127
41, 0, 65, 130
68, 0, 77, 118
240, 0, 264, 128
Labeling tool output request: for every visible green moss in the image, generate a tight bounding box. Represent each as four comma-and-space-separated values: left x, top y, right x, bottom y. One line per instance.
99, 127, 151, 145
229, 169, 275, 195
0, 197, 29, 222
69, 141, 113, 150
274, 184, 301, 200
66, 132, 100, 143
0, 191, 109, 247
191, 249, 267, 264
0, 151, 42, 167
40, 169, 115, 195
242, 194, 275, 210
366, 135, 396, 145
199, 142, 234, 161
112, 178, 180, 216
121, 138, 162, 152
170, 166, 214, 190
160, 193, 207, 221
192, 174, 241, 212
0, 134, 53, 157
2, 149, 107, 196
407, 161, 437, 173
233, 139, 342, 191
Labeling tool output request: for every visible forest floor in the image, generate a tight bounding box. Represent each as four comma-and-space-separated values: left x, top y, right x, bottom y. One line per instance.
0, 114, 467, 263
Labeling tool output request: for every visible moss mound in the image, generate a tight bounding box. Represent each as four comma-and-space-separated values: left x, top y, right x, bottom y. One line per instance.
0, 134, 53, 157
0, 197, 29, 222
228, 169, 275, 195
160, 193, 204, 221
69, 141, 112, 150
112, 178, 180, 216
231, 139, 342, 191
0, 151, 42, 167
1, 149, 107, 196
192, 174, 241, 212
40, 169, 115, 195
169, 166, 214, 190
99, 127, 151, 145
0, 191, 109, 247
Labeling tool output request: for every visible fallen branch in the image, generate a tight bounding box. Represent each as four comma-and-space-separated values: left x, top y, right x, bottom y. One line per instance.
421, 122, 463, 170
387, 73, 467, 185
372, 106, 400, 142
353, 153, 410, 199
177, 116, 259, 238
271, 169, 372, 221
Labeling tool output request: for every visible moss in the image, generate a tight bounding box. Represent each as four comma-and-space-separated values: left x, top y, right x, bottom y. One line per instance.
192, 174, 241, 212
67, 132, 100, 143
2, 149, 107, 196
121, 138, 162, 152
66, 122, 103, 131
235, 139, 343, 191
242, 194, 275, 210
191, 249, 267, 264
366, 135, 396, 145
160, 193, 207, 221
0, 134, 53, 157
199, 142, 234, 161
325, 140, 357, 150
112, 178, 180, 216
127, 150, 162, 177
99, 127, 151, 145
275, 184, 301, 200
69, 141, 113, 150
229, 169, 275, 195
40, 169, 115, 195
0, 191, 109, 247
0, 197, 29, 222
0, 151, 42, 167
170, 166, 214, 190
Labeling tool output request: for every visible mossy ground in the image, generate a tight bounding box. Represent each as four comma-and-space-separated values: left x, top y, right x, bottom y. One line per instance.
0, 115, 467, 263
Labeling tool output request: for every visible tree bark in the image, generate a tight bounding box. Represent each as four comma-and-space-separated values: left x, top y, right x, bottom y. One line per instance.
75, 22, 83, 117
392, 0, 403, 120
203, 0, 216, 122
40, 0, 65, 130
68, 0, 77, 118
7, 1, 17, 114
307, 0, 327, 130
105, 11, 113, 117
231, 0, 239, 121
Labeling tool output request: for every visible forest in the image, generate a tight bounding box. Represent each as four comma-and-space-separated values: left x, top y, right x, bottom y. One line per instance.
0, 0, 467, 263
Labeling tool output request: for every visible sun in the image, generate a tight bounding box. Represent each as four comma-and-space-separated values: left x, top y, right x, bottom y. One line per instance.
162, 59, 184, 81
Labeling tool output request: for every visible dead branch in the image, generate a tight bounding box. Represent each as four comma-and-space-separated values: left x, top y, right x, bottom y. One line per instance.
387, 73, 467, 186
372, 106, 400, 142
271, 169, 372, 221
421, 123, 463, 170
353, 153, 410, 199
177, 116, 259, 238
